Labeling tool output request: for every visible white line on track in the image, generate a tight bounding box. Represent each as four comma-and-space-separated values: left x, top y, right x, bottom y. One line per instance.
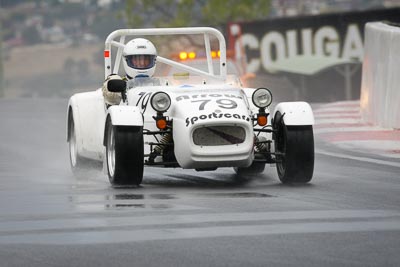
0, 209, 397, 233
316, 149, 400, 168
0, 219, 399, 245
315, 118, 361, 124
314, 114, 360, 119
314, 108, 360, 114
314, 127, 387, 134
0, 209, 399, 244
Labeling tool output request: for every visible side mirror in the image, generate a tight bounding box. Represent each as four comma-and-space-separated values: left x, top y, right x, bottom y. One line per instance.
107, 79, 126, 93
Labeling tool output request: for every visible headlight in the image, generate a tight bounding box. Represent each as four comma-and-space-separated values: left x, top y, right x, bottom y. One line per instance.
150, 92, 171, 112
252, 88, 272, 108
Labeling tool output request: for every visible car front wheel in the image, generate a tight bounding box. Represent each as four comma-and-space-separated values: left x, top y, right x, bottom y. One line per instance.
105, 117, 144, 186
274, 112, 314, 184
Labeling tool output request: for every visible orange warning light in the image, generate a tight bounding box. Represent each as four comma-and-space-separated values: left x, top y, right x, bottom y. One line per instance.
156, 118, 168, 130
179, 52, 188, 60
257, 115, 268, 126
188, 52, 196, 59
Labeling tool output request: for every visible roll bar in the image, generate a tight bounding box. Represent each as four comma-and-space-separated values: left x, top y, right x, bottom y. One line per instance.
104, 27, 227, 80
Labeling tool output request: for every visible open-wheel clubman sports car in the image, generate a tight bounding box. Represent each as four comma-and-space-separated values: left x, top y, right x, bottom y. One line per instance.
67, 27, 315, 186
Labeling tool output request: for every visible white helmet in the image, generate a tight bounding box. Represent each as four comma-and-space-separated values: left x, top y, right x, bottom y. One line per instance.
122, 38, 157, 78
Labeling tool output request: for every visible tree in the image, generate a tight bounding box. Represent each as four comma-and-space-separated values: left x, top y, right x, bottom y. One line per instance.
22, 26, 41, 45
122, 0, 271, 28
91, 11, 125, 40
201, 0, 271, 27
120, 1, 271, 59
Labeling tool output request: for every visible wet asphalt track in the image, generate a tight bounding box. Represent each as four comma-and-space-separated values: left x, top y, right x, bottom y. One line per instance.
0, 98, 399, 267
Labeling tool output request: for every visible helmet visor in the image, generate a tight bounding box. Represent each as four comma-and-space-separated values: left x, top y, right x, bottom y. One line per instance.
126, 55, 156, 70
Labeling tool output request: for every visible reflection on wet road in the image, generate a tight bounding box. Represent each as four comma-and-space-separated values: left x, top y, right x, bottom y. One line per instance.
68, 190, 275, 212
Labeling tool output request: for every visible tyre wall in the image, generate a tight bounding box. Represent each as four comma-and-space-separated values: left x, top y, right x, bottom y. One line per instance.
360, 22, 400, 129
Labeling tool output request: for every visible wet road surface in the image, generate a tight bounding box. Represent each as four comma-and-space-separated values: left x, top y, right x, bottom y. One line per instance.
0, 98, 399, 266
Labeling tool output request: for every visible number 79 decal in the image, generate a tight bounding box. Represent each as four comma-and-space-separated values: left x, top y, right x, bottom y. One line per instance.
191, 99, 237, 110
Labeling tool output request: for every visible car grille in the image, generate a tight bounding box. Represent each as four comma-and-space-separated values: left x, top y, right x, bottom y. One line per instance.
193, 126, 246, 146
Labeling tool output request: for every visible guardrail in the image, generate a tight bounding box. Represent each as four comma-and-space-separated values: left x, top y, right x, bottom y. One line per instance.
360, 22, 400, 129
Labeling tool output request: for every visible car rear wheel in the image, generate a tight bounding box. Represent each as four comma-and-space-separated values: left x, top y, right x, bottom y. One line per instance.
68, 112, 92, 176
105, 117, 144, 186
274, 112, 314, 184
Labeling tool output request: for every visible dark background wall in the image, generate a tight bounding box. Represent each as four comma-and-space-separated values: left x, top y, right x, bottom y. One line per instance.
228, 8, 400, 102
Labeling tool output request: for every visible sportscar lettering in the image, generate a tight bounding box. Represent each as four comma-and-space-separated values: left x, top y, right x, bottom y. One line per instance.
185, 113, 250, 127
176, 94, 242, 102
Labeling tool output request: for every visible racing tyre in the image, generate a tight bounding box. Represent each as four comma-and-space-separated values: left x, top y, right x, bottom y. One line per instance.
274, 112, 314, 184
68, 112, 92, 176
105, 118, 144, 186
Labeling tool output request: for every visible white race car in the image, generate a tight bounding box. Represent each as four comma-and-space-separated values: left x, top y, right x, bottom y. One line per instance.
67, 27, 315, 186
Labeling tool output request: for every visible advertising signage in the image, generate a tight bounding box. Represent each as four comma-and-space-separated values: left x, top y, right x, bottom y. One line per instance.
229, 8, 400, 74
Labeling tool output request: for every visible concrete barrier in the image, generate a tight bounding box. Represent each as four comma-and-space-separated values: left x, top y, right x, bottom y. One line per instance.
360, 22, 400, 129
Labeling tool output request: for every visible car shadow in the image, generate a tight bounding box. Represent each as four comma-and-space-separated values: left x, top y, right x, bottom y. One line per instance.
141, 170, 275, 189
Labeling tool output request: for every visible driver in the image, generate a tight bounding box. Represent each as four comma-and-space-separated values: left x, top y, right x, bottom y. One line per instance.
102, 38, 157, 105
